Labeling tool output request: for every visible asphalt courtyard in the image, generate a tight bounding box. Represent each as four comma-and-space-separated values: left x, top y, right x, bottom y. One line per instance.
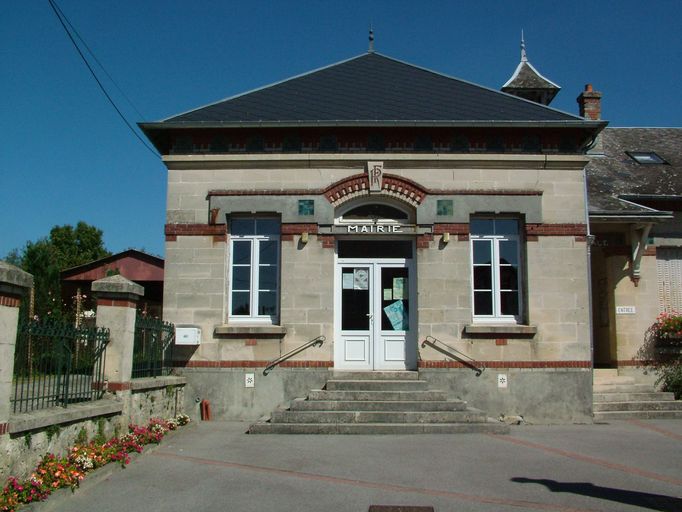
34, 419, 682, 512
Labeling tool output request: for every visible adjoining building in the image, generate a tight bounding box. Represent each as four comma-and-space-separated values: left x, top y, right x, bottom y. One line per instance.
586, 125, 682, 377
141, 45, 609, 423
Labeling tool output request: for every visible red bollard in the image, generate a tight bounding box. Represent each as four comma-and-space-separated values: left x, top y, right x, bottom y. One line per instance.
200, 399, 212, 421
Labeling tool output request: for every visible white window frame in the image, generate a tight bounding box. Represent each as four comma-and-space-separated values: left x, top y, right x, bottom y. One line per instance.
470, 218, 523, 324
228, 218, 280, 324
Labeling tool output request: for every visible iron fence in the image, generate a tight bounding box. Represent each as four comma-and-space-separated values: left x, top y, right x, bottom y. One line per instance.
132, 316, 175, 378
11, 320, 110, 413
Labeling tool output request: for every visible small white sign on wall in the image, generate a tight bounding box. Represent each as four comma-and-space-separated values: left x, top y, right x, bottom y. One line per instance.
616, 306, 636, 315
497, 374, 508, 389
245, 373, 255, 388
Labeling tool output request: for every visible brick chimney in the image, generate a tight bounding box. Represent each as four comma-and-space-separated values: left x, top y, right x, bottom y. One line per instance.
577, 84, 602, 120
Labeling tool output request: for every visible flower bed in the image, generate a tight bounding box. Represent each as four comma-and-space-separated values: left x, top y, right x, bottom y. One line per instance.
0, 414, 190, 512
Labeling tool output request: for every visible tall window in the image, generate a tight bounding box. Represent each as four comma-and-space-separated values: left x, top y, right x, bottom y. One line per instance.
470, 218, 522, 322
229, 218, 280, 323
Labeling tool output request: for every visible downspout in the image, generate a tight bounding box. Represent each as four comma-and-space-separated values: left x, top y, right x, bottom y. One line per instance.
582, 168, 596, 392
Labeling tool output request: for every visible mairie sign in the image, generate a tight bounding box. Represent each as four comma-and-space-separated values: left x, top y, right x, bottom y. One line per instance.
346, 224, 403, 233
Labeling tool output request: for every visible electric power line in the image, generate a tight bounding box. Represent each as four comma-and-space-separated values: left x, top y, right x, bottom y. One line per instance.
47, 0, 160, 158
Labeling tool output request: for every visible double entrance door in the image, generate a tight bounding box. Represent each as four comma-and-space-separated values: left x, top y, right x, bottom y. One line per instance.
334, 244, 416, 370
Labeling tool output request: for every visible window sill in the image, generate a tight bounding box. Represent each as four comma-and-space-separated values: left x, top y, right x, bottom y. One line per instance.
214, 324, 287, 337
464, 324, 537, 336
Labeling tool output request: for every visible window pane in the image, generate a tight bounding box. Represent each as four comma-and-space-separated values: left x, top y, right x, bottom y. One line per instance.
474, 291, 493, 315
231, 292, 250, 315
495, 219, 519, 236
232, 267, 251, 290
343, 204, 408, 220
232, 240, 251, 265
231, 219, 255, 236
473, 266, 492, 289
256, 219, 280, 236
499, 240, 518, 265
501, 291, 519, 316
470, 218, 494, 235
473, 240, 492, 264
258, 292, 277, 315
258, 266, 277, 290
499, 266, 519, 290
259, 240, 278, 264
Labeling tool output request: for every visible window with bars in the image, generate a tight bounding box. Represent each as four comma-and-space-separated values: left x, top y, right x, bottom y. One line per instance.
470, 218, 523, 323
229, 218, 280, 323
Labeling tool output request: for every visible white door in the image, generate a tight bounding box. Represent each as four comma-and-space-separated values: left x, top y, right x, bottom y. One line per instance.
334, 258, 416, 370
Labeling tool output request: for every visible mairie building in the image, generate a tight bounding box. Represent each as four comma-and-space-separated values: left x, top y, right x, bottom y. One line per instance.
141, 47, 609, 425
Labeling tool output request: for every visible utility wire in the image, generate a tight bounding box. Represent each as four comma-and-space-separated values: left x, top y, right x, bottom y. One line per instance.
51, 0, 146, 120
47, 0, 160, 158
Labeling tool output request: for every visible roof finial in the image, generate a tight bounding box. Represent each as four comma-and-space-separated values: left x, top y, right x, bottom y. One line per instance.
368, 25, 375, 53
521, 29, 527, 62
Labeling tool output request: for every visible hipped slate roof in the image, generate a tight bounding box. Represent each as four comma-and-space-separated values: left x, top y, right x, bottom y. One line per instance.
149, 52, 596, 128
587, 128, 682, 218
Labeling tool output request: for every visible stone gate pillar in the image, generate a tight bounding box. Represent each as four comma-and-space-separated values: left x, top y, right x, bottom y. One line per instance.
92, 275, 143, 392
0, 261, 33, 435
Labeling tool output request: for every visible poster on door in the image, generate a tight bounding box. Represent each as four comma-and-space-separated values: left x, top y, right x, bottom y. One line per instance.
384, 300, 408, 330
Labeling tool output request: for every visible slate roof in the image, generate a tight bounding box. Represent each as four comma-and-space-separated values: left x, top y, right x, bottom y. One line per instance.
587, 128, 682, 217
501, 61, 560, 93
149, 52, 595, 127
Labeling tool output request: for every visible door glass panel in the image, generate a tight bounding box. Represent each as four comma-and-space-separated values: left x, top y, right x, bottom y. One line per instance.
380, 267, 409, 331
341, 267, 370, 330
338, 241, 413, 259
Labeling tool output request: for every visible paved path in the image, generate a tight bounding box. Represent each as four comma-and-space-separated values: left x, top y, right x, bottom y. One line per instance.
37, 420, 682, 512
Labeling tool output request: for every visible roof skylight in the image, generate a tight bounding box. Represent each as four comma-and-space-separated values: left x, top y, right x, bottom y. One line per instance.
626, 151, 668, 164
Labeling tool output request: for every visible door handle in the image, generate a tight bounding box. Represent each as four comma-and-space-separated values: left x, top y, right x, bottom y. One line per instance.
366, 313, 373, 320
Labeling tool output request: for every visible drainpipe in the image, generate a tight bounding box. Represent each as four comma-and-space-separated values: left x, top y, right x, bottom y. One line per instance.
583, 168, 595, 389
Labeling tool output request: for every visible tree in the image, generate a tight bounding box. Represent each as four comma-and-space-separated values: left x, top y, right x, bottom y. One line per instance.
8, 222, 111, 319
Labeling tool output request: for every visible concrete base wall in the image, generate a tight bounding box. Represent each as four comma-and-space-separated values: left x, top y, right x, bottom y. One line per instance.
419, 368, 593, 424
178, 367, 592, 424
181, 368, 331, 421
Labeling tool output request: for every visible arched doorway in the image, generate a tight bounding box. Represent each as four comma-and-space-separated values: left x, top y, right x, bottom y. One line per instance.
333, 198, 418, 371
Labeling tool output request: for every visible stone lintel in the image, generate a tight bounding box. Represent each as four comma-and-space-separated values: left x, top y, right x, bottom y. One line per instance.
0, 261, 33, 295
92, 274, 144, 298
130, 375, 187, 391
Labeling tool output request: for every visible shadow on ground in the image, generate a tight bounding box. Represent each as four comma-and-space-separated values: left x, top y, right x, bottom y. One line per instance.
511, 477, 682, 512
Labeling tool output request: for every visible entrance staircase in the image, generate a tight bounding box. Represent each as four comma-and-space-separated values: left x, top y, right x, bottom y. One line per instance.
593, 369, 682, 421
248, 371, 509, 434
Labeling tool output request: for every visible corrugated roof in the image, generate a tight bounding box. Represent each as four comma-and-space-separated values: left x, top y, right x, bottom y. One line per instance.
587, 128, 682, 216
159, 52, 583, 125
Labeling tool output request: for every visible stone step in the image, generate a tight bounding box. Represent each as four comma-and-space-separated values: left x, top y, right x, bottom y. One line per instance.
331, 371, 419, 380
326, 379, 429, 391
594, 410, 682, 421
593, 392, 676, 403
593, 400, 682, 412
290, 398, 467, 412
593, 384, 656, 393
248, 422, 510, 435
308, 389, 449, 401
270, 410, 487, 424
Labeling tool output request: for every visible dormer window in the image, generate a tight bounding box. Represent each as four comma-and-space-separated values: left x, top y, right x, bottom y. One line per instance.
627, 151, 668, 165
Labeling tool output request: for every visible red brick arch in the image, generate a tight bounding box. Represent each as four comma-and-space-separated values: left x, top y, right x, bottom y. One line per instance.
323, 173, 427, 207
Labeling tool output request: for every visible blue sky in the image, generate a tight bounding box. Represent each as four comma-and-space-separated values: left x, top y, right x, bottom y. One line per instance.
2, 0, 681, 260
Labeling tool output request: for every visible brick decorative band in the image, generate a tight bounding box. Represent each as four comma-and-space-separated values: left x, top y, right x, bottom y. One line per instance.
419, 360, 591, 369
616, 360, 647, 367
0, 295, 21, 308
107, 382, 131, 391
0, 423, 8, 435
181, 360, 334, 369
178, 360, 589, 369
281, 223, 320, 235
525, 224, 587, 236
165, 224, 226, 236
97, 298, 137, 308
433, 223, 469, 235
